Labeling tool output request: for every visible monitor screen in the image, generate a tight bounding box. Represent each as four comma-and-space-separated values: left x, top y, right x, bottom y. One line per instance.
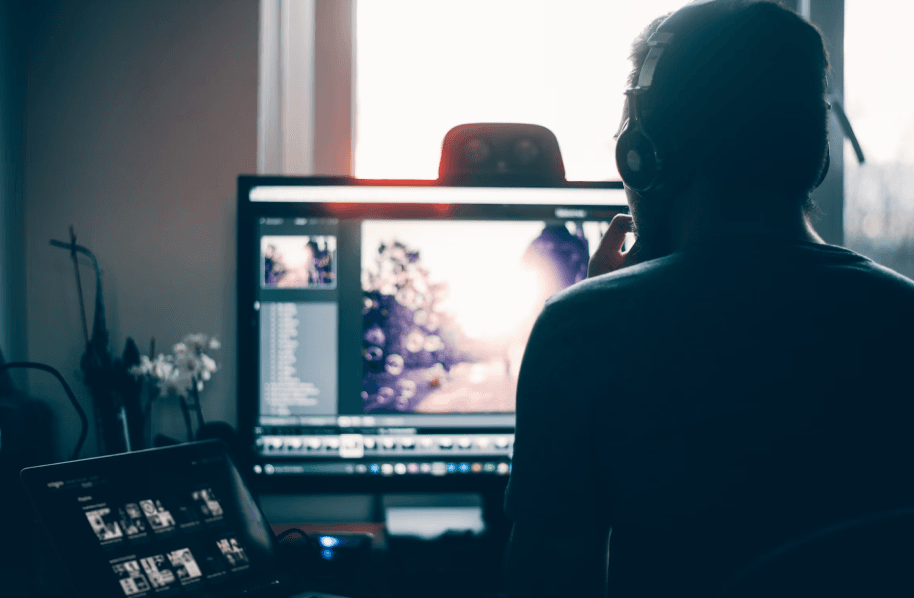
237, 177, 627, 484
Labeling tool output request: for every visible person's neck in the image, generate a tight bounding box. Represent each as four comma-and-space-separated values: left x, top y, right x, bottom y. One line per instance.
671, 183, 824, 252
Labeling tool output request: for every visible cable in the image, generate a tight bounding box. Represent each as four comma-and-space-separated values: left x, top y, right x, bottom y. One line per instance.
0, 361, 88, 460
276, 527, 310, 543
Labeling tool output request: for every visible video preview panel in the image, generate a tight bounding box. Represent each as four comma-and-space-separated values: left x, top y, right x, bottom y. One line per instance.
360, 219, 608, 414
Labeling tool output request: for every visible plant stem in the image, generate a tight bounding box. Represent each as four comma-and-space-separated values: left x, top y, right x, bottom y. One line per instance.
178, 395, 194, 442
143, 387, 156, 449
191, 376, 206, 430
68, 226, 90, 347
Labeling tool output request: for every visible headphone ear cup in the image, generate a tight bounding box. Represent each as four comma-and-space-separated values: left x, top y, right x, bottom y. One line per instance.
616, 121, 661, 194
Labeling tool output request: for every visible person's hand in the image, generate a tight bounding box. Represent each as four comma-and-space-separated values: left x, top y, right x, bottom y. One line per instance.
587, 214, 642, 278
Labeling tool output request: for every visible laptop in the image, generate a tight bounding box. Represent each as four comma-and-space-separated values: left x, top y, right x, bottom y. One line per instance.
20, 440, 347, 598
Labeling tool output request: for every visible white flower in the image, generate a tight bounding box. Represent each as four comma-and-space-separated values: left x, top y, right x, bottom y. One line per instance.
152, 355, 175, 380
177, 353, 199, 373
201, 354, 217, 373
184, 333, 208, 351
130, 355, 153, 377
134, 333, 220, 399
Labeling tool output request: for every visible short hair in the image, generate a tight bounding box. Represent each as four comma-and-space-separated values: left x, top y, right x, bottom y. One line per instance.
626, 0, 830, 205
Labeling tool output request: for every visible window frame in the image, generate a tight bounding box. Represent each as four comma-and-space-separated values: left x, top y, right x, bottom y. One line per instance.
808, 0, 845, 246
258, 0, 353, 176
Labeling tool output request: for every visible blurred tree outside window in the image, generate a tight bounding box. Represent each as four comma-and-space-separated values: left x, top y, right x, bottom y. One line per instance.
844, 0, 914, 276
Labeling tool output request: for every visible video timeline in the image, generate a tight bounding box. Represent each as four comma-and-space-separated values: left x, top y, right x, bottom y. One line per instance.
254, 460, 511, 477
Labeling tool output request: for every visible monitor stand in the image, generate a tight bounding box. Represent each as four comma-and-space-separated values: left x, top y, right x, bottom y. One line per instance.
380, 492, 510, 597
381, 493, 486, 540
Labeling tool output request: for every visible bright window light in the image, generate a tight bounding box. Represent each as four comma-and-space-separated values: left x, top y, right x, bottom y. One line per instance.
844, 0, 914, 276
355, 1, 686, 181
844, 1, 914, 169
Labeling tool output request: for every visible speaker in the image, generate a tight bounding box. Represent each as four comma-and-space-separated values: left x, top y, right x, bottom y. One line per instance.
437, 123, 566, 186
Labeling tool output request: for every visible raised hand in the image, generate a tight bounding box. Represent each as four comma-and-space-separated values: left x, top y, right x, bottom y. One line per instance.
587, 214, 642, 278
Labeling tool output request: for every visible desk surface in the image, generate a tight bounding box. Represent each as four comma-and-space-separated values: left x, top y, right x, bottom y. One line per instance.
270, 522, 507, 598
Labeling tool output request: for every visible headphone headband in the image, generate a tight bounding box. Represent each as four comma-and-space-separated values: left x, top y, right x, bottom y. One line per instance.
636, 1, 718, 91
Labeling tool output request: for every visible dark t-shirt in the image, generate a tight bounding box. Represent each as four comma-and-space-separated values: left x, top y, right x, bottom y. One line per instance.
505, 236, 914, 596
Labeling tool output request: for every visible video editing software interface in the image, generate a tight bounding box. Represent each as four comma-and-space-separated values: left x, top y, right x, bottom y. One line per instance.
24, 444, 282, 598
243, 182, 627, 478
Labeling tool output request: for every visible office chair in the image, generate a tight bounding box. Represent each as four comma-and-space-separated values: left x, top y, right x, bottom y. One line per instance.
718, 506, 914, 597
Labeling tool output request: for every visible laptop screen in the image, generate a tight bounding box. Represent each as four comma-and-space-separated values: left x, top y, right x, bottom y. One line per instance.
21, 441, 290, 598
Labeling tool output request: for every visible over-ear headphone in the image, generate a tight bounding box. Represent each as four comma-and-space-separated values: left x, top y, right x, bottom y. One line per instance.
615, 0, 830, 195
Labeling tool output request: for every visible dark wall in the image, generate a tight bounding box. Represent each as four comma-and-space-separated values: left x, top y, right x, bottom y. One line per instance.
0, 0, 28, 381
23, 0, 258, 460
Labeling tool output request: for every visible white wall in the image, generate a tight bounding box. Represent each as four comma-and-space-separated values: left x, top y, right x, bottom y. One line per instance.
24, 0, 259, 460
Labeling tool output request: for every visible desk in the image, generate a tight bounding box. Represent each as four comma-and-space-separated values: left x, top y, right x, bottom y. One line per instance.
270, 523, 508, 598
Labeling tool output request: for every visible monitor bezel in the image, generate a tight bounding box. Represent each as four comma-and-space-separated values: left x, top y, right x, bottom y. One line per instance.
237, 175, 626, 493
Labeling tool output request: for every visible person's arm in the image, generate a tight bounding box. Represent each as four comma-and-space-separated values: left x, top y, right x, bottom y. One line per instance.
506, 214, 641, 597
504, 296, 612, 597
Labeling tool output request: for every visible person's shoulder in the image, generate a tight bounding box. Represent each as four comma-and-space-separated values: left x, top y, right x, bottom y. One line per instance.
858, 257, 914, 288
531, 253, 685, 340
548, 253, 685, 310
818, 244, 914, 297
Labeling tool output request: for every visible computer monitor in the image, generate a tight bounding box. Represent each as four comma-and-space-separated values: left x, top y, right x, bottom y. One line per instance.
237, 176, 627, 490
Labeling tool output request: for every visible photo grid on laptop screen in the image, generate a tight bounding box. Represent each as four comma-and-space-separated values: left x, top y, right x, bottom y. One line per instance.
23, 443, 283, 598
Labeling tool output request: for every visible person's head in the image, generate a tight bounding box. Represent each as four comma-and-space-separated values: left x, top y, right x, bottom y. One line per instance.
619, 0, 830, 255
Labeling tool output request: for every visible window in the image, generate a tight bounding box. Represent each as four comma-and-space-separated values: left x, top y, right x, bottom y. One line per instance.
843, 0, 914, 276
354, 0, 685, 180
